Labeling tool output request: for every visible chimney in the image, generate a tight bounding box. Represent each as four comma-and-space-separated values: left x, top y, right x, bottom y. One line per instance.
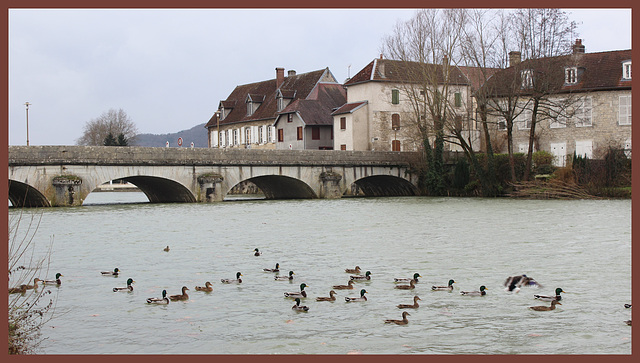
276, 67, 285, 88
380, 54, 383, 59
573, 39, 585, 54
443, 55, 449, 66
509, 51, 521, 67
288, 70, 296, 77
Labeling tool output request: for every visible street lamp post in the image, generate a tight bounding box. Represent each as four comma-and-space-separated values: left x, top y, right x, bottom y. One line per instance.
24, 102, 31, 146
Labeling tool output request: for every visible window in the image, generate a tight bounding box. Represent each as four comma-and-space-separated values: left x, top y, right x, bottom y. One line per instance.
518, 143, 529, 154
246, 102, 253, 116
233, 129, 239, 145
623, 138, 632, 158
392, 89, 399, 104
340, 117, 346, 130
392, 140, 401, 151
550, 99, 567, 128
245, 128, 251, 145
267, 126, 273, 143
297, 127, 303, 140
258, 126, 264, 143
575, 140, 593, 158
521, 69, 533, 89
575, 97, 593, 127
454, 115, 463, 132
311, 126, 320, 140
623, 61, 632, 80
277, 128, 284, 142
497, 120, 507, 131
517, 108, 532, 130
218, 132, 224, 147
340, 144, 347, 150
565, 67, 578, 84
391, 114, 400, 130
619, 95, 632, 125
287, 114, 293, 123
454, 92, 462, 107
277, 96, 284, 111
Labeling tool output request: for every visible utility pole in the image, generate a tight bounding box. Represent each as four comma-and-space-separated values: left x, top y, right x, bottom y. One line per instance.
24, 102, 31, 146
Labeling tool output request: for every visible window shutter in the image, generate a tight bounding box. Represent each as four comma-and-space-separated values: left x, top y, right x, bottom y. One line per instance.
392, 89, 399, 104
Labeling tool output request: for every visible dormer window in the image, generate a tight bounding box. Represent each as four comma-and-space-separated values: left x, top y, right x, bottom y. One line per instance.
277, 96, 284, 111
245, 94, 264, 117
622, 60, 632, 80
565, 67, 578, 84
521, 69, 534, 89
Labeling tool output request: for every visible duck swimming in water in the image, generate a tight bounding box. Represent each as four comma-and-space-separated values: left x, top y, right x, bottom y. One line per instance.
333, 280, 355, 290
169, 286, 190, 301
350, 271, 372, 281
25, 278, 42, 290
284, 283, 308, 298
292, 298, 309, 312
264, 263, 280, 272
461, 285, 487, 296
113, 278, 135, 292
316, 290, 337, 302
345, 289, 368, 302
42, 273, 63, 286
221, 272, 242, 284
101, 268, 120, 276
275, 271, 295, 281
8, 284, 28, 294
394, 273, 421, 284
529, 300, 561, 311
397, 296, 421, 309
395, 279, 416, 290
344, 266, 361, 274
147, 290, 170, 305
385, 311, 410, 325
534, 288, 566, 302
195, 281, 213, 292
432, 279, 456, 291
253, 248, 262, 256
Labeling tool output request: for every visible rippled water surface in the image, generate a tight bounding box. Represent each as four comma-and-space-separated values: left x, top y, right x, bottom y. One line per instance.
9, 193, 632, 354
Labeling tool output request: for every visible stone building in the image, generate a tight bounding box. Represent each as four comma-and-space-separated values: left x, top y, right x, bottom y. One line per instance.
485, 40, 632, 166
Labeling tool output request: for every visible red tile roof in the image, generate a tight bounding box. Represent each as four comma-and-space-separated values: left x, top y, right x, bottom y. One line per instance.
277, 83, 347, 126
331, 101, 368, 116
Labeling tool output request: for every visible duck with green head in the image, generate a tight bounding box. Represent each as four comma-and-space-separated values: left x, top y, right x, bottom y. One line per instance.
534, 288, 566, 302
43, 273, 63, 286
147, 290, 170, 305
275, 270, 295, 281
113, 278, 135, 292
350, 271, 372, 281
432, 279, 456, 291
284, 283, 308, 298
292, 298, 309, 312
461, 285, 487, 296
264, 263, 280, 272
221, 272, 242, 284
394, 273, 421, 283
345, 289, 368, 302
254, 248, 262, 256
101, 268, 120, 276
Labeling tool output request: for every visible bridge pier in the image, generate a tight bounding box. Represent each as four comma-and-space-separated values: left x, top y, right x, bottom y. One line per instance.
50, 175, 84, 207
319, 171, 343, 199
197, 173, 225, 202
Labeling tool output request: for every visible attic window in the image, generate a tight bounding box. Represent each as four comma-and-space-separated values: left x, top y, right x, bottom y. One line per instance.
247, 102, 253, 116
521, 69, 534, 89
622, 61, 632, 80
565, 67, 578, 84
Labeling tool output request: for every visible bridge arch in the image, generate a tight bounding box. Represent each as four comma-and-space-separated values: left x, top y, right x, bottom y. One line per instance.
236, 175, 317, 200
351, 175, 419, 197
116, 176, 196, 203
8, 180, 51, 208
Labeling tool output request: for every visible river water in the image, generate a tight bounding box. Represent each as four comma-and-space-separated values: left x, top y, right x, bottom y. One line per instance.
9, 193, 632, 354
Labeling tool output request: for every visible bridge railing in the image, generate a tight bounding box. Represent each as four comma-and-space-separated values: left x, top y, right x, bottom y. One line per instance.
8, 146, 423, 167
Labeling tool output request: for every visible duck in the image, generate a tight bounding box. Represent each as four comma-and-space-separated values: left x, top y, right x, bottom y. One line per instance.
350, 271, 372, 281
42, 273, 63, 286
461, 285, 487, 296
8, 284, 28, 294
534, 288, 566, 302
344, 266, 361, 274
397, 296, 421, 309
163, 246, 170, 252
263, 263, 280, 272
275, 271, 295, 281
316, 290, 337, 302
529, 300, 562, 311
395, 279, 416, 290
221, 272, 242, 284
101, 268, 120, 276
333, 280, 355, 290
195, 281, 213, 292
292, 298, 309, 312
25, 278, 42, 290
113, 278, 135, 292
146, 290, 170, 305
504, 274, 541, 292
169, 286, 190, 301
432, 279, 456, 291
394, 273, 421, 283
345, 289, 367, 302
284, 283, 308, 298
385, 311, 410, 325
253, 248, 262, 256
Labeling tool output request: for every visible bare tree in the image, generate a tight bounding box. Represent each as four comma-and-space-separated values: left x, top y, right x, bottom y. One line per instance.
76, 108, 138, 146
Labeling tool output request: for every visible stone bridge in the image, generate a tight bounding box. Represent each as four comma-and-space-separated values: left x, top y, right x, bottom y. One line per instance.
8, 146, 423, 207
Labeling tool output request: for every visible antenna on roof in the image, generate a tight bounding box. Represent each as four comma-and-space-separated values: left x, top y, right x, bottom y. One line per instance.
348, 64, 351, 79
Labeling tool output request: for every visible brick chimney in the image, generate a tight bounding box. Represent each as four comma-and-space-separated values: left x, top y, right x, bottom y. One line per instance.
276, 67, 285, 88
573, 39, 585, 54
509, 51, 521, 67
288, 70, 296, 77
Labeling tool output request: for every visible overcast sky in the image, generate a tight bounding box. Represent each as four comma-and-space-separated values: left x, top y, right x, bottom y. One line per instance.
7, 8, 632, 146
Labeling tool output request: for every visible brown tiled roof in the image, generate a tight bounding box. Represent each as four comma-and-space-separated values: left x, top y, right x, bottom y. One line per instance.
206, 68, 332, 128
331, 101, 368, 116
345, 58, 475, 87
277, 83, 347, 126
484, 49, 632, 97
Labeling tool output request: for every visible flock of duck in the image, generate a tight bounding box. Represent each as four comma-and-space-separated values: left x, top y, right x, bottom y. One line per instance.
9, 248, 631, 327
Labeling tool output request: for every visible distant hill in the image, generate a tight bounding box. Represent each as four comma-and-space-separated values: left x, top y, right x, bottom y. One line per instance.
134, 123, 208, 148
